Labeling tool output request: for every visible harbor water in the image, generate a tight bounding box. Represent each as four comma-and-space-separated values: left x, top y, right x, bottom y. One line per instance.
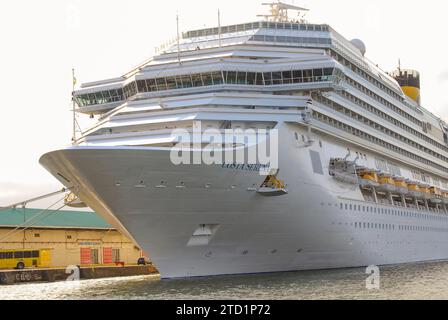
2, 261, 448, 300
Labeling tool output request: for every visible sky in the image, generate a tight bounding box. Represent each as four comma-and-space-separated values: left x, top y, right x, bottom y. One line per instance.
0, 0, 447, 208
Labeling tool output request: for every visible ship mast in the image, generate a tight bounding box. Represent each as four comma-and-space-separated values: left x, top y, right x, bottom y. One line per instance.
72, 68, 77, 144
257, 1, 309, 23
71, 69, 83, 145
176, 14, 181, 65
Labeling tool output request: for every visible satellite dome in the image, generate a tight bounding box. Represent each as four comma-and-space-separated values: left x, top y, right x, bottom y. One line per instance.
350, 39, 366, 56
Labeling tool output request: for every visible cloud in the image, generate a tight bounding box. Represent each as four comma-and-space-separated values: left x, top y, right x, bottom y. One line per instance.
0, 181, 64, 208
438, 71, 448, 82
441, 107, 448, 122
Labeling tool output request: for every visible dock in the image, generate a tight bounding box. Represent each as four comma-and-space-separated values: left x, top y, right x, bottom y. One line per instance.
0, 265, 159, 285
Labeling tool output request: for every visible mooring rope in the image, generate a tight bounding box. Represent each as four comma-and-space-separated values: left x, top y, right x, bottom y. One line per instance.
0, 196, 77, 243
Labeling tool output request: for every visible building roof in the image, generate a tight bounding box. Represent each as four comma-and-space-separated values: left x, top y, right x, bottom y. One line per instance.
0, 208, 113, 230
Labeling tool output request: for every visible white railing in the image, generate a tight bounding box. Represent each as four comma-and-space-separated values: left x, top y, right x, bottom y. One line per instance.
156, 36, 181, 54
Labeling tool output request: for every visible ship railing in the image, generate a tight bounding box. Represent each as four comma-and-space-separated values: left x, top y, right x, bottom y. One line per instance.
161, 35, 253, 53
156, 35, 181, 54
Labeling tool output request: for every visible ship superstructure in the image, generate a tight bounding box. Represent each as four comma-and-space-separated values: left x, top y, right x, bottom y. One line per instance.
40, 2, 448, 278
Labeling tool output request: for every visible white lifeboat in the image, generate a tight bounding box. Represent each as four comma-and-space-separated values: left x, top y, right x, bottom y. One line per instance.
394, 177, 409, 194
429, 187, 443, 204
332, 171, 359, 184
257, 187, 289, 196
419, 185, 432, 200
407, 183, 424, 198
329, 159, 358, 185
64, 192, 88, 208
357, 169, 380, 188
442, 192, 448, 205
376, 173, 397, 192
257, 175, 288, 197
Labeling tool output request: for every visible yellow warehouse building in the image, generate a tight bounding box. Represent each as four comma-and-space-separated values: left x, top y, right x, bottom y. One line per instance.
0, 208, 143, 269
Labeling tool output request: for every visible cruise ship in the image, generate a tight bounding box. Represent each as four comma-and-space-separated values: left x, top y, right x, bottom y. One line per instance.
40, 2, 448, 278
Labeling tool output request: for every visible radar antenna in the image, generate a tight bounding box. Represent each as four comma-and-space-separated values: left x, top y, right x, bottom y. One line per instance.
257, 1, 309, 23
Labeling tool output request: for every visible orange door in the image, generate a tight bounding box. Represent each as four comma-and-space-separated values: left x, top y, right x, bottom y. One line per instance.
103, 248, 113, 264
80, 248, 91, 265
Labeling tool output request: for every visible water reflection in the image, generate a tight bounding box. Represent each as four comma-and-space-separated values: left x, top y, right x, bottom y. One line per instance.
2, 261, 448, 300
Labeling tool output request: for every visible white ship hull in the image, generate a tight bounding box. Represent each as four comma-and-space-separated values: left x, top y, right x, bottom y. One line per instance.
40, 127, 448, 278
40, 8, 448, 279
